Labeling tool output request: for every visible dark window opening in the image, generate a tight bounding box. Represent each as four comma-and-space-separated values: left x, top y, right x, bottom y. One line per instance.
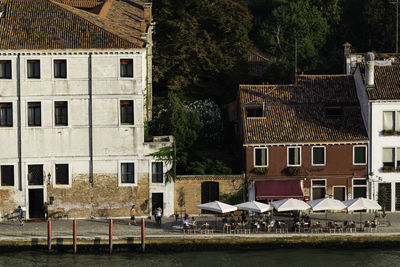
120, 100, 133, 124
0, 103, 12, 127
247, 107, 264, 117
353, 179, 367, 186
325, 106, 342, 118
28, 165, 43, 185
334, 187, 345, 201
27, 60, 40, 79
354, 146, 366, 164
152, 162, 163, 183
1, 165, 14, 186
312, 147, 325, 165
312, 180, 326, 186
28, 102, 41, 126
201, 182, 219, 213
55, 164, 69, 185
55, 101, 68, 126
0, 60, 11, 79
54, 60, 67, 78
120, 59, 133, 77
121, 163, 134, 183
255, 148, 268, 166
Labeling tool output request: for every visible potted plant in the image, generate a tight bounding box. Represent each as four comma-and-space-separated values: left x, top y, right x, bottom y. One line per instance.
382, 129, 395, 136
382, 166, 395, 172
252, 167, 268, 175
286, 166, 301, 176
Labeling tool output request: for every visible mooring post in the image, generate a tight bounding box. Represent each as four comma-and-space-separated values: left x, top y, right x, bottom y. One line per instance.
73, 219, 77, 254
47, 220, 52, 252
109, 219, 113, 254
141, 218, 145, 252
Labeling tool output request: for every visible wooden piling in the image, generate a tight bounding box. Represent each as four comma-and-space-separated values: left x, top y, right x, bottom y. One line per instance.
141, 218, 145, 252
109, 219, 113, 254
47, 220, 52, 252
73, 219, 77, 254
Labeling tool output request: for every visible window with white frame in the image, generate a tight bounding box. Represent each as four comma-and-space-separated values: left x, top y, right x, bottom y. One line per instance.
121, 163, 135, 184
254, 148, 268, 167
28, 102, 41, 127
288, 147, 301, 166
353, 179, 367, 198
120, 100, 134, 125
55, 164, 69, 185
312, 146, 325, 165
0, 103, 12, 127
353, 146, 367, 165
27, 60, 40, 79
382, 147, 400, 171
54, 59, 67, 79
120, 59, 133, 78
152, 162, 163, 183
55, 101, 68, 126
1, 165, 14, 186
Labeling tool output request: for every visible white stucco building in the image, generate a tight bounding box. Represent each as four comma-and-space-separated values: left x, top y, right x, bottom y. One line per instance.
346, 46, 400, 211
0, 0, 174, 219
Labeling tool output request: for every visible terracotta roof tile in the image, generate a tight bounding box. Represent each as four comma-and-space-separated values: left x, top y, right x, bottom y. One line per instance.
0, 0, 147, 49
359, 64, 400, 100
239, 75, 368, 144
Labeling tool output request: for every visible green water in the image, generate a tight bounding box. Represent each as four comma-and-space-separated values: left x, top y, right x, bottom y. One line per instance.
0, 249, 399, 267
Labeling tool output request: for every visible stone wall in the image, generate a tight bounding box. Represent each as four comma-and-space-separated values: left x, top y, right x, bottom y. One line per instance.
174, 174, 245, 215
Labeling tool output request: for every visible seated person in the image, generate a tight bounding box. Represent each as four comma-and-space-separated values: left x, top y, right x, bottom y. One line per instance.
190, 217, 197, 228
222, 216, 228, 224
183, 217, 190, 227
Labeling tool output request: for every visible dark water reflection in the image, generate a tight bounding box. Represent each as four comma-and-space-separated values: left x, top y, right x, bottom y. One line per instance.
1, 249, 400, 267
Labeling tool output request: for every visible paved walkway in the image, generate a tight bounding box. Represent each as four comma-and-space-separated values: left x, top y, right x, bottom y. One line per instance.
0, 212, 399, 240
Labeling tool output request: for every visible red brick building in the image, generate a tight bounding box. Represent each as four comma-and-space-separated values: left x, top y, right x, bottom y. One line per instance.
238, 75, 369, 202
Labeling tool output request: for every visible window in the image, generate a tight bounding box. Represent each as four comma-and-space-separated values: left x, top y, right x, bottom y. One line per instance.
383, 111, 395, 131
120, 59, 133, 77
55, 101, 68, 126
28, 165, 43, 185
54, 60, 67, 78
1, 165, 14, 186
55, 164, 69, 185
312, 146, 326, 166
353, 179, 367, 198
0, 60, 11, 79
27, 60, 40, 79
121, 163, 134, 184
354, 146, 367, 165
311, 180, 326, 200
0, 103, 12, 127
28, 102, 41, 126
333, 187, 346, 201
120, 100, 133, 124
383, 148, 395, 167
247, 107, 264, 117
325, 106, 342, 118
152, 162, 163, 183
254, 148, 268, 167
288, 147, 301, 166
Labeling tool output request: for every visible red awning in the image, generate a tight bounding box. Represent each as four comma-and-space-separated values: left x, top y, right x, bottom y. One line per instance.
256, 181, 303, 200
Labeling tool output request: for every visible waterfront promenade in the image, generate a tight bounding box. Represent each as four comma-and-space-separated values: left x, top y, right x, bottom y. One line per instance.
1, 212, 400, 250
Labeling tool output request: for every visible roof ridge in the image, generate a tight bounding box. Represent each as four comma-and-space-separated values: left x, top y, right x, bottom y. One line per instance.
49, 0, 140, 48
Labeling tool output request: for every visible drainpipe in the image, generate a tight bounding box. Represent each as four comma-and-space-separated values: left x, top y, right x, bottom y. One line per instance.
88, 53, 94, 217
17, 53, 22, 191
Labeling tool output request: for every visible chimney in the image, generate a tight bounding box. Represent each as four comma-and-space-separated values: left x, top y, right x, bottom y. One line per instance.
144, 2, 152, 23
343, 42, 352, 74
365, 52, 375, 87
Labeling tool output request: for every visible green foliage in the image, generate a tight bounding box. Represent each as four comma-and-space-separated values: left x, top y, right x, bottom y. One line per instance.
187, 158, 232, 175
252, 167, 268, 175
220, 190, 243, 205
378, 185, 388, 217
177, 187, 186, 209
153, 0, 253, 93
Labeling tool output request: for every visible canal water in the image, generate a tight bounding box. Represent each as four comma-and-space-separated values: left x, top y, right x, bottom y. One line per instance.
0, 248, 399, 267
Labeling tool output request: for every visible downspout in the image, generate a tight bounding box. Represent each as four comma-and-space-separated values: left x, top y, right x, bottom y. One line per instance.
17, 54, 22, 191
88, 53, 94, 217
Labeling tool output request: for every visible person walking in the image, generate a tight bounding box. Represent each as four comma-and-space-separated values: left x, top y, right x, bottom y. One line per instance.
42, 202, 48, 220
155, 207, 162, 226
17, 206, 24, 226
129, 204, 136, 225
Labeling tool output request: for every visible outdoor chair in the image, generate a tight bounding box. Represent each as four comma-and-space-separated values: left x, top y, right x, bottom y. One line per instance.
276, 222, 288, 233
364, 221, 377, 232
183, 224, 191, 234
344, 221, 356, 233
243, 223, 251, 234
311, 223, 322, 233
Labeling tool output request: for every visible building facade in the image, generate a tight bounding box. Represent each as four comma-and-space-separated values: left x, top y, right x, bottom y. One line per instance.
239, 75, 369, 203
0, 0, 174, 219
347, 48, 400, 211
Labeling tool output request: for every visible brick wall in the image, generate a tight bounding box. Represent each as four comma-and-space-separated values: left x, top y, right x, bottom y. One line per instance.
174, 174, 245, 215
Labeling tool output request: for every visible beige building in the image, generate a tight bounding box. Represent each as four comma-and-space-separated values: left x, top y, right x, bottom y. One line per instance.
0, 0, 174, 219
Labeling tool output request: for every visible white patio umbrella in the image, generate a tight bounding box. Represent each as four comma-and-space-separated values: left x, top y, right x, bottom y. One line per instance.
196, 201, 237, 230
235, 201, 273, 213
271, 198, 311, 212
308, 198, 346, 225
343, 198, 382, 230
196, 201, 237, 213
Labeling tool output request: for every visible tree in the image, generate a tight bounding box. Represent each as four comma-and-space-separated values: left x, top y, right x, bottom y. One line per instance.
153, 0, 253, 95
257, 1, 329, 79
